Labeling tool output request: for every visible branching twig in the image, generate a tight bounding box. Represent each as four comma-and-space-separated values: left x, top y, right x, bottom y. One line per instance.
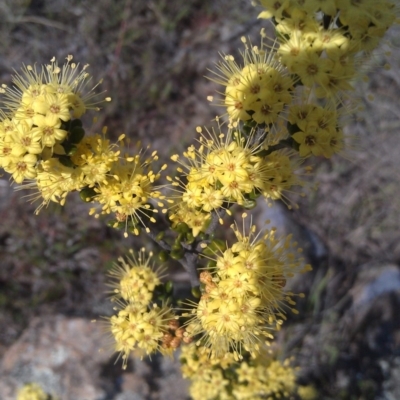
181, 252, 200, 287
146, 230, 171, 252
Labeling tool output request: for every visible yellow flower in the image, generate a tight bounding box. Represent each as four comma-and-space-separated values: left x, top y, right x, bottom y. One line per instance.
17, 383, 48, 400
169, 125, 261, 213
210, 39, 293, 125
257, 0, 291, 21
288, 104, 316, 126
292, 125, 330, 157
4, 153, 37, 183
183, 217, 310, 359
311, 27, 349, 53
276, 9, 319, 36
31, 115, 67, 147
88, 140, 164, 236
0, 55, 109, 121
323, 128, 344, 158
250, 93, 284, 125
169, 200, 211, 237
10, 120, 42, 155
233, 357, 298, 399
107, 248, 163, 306
42, 93, 71, 125
294, 50, 334, 88
200, 187, 224, 212
180, 343, 299, 400
278, 33, 312, 73
109, 303, 175, 369
290, 103, 346, 158
337, 0, 396, 33
21, 158, 84, 212
21, 83, 47, 107
182, 183, 204, 208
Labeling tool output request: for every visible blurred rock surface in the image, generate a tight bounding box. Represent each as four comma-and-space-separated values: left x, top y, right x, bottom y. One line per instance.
0, 316, 110, 400
0, 315, 190, 400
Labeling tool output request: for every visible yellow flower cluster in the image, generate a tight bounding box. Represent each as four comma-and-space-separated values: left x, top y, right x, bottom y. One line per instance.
180, 344, 235, 400
258, 0, 397, 96
211, 0, 397, 162
289, 103, 343, 157
16, 383, 49, 400
0, 56, 107, 183
213, 42, 294, 125
213, 40, 350, 158
232, 358, 297, 399
108, 248, 163, 305
85, 137, 166, 236
0, 57, 165, 235
107, 249, 179, 368
180, 344, 307, 400
183, 217, 310, 359
169, 126, 303, 236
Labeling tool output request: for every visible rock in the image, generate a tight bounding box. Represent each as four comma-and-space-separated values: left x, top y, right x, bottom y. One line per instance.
118, 353, 190, 400
118, 372, 149, 400
0, 315, 111, 400
346, 264, 400, 336
152, 353, 190, 400
0, 315, 192, 400
252, 200, 328, 265
380, 357, 400, 400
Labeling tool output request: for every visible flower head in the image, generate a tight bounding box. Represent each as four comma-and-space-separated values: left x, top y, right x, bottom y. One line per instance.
88, 135, 166, 236
110, 302, 175, 368
1, 55, 109, 117
107, 248, 164, 306
180, 342, 300, 400
183, 214, 311, 360
105, 248, 179, 368
210, 38, 294, 125
0, 56, 110, 185
17, 383, 48, 400
168, 124, 304, 232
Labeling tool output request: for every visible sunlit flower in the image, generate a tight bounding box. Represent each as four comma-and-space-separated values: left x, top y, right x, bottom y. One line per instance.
107, 248, 164, 306
17, 383, 48, 400
209, 38, 294, 125
180, 343, 300, 400
183, 214, 310, 359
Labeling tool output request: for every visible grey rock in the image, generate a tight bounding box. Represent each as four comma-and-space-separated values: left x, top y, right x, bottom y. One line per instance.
0, 315, 111, 400
380, 357, 400, 400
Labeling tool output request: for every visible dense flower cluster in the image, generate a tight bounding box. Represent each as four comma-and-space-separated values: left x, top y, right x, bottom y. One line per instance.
0, 57, 165, 236
180, 343, 315, 400
289, 103, 344, 157
213, 42, 295, 125
168, 126, 304, 236
210, 1, 397, 164
258, 0, 397, 95
183, 217, 310, 359
0, 56, 107, 183
16, 383, 50, 400
212, 40, 348, 159
107, 248, 180, 368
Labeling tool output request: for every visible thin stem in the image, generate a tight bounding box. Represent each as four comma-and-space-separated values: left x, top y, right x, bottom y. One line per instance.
146, 230, 171, 252
147, 209, 227, 288
147, 225, 200, 287
263, 139, 294, 155
181, 252, 200, 287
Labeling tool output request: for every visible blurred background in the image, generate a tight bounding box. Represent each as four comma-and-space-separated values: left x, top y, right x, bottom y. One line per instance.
0, 0, 400, 399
